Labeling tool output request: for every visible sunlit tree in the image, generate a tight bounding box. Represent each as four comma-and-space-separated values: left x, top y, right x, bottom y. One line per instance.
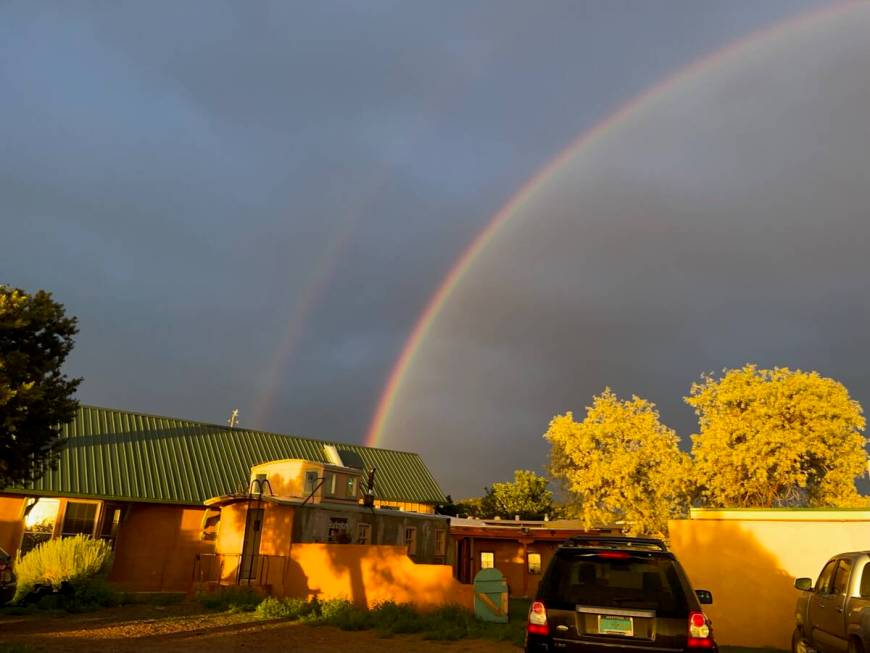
480, 470, 554, 520
545, 388, 691, 536
687, 365, 867, 508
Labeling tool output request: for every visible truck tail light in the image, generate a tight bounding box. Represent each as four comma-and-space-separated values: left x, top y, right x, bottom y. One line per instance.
527, 601, 549, 636
688, 611, 714, 648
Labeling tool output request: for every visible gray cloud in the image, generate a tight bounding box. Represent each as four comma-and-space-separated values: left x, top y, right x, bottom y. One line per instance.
380, 4, 870, 495
1, 0, 831, 497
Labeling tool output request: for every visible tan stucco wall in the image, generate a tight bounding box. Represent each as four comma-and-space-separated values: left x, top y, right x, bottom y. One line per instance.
670, 512, 870, 650
0, 495, 26, 556
109, 503, 213, 591
283, 543, 472, 610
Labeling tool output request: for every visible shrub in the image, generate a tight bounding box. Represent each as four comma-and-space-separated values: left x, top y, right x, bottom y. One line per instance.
423, 604, 473, 640
318, 598, 371, 630
198, 585, 261, 612
370, 601, 424, 635
13, 535, 114, 606
256, 596, 313, 620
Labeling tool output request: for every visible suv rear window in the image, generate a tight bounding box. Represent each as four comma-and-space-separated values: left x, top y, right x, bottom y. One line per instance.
539, 552, 690, 617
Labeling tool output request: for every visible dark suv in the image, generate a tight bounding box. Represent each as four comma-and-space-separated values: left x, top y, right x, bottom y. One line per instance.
525, 535, 716, 653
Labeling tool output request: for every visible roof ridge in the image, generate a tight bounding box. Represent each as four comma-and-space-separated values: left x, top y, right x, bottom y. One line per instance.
76, 404, 429, 457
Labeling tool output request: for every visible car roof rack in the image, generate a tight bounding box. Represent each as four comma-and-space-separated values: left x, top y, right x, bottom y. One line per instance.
561, 535, 668, 552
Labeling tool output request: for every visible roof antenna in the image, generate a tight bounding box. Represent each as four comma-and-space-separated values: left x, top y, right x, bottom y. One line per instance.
227, 409, 240, 429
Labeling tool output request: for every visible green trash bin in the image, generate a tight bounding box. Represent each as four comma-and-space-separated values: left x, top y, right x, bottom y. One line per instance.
473, 567, 509, 623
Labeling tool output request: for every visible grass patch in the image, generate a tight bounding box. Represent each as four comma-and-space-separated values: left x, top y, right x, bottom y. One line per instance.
247, 595, 527, 644
0, 645, 35, 653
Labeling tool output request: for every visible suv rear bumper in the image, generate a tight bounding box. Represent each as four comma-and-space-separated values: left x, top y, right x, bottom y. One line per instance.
526, 634, 714, 653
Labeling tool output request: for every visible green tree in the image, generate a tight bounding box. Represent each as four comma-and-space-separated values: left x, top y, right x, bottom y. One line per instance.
545, 388, 691, 536
0, 286, 80, 488
686, 365, 868, 508
480, 470, 554, 520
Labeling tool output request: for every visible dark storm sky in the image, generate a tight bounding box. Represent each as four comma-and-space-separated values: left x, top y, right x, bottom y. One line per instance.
4, 1, 858, 497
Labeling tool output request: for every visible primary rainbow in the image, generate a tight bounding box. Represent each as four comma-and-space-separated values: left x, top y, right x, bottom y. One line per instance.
364, 1, 857, 448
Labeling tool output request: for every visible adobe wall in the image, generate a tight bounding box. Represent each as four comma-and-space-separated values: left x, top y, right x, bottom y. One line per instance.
0, 495, 25, 557
109, 503, 213, 591
281, 543, 473, 610
669, 512, 870, 650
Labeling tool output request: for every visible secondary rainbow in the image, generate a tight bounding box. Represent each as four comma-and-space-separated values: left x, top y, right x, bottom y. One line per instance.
365, 1, 858, 448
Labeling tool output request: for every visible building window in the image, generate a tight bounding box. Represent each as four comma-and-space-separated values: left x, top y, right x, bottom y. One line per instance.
346, 477, 357, 498
325, 473, 338, 496
528, 552, 542, 575
404, 527, 417, 555
357, 523, 371, 544
304, 471, 319, 496
99, 504, 124, 548
435, 530, 447, 557
480, 551, 495, 569
327, 517, 349, 543
61, 502, 98, 537
21, 498, 60, 555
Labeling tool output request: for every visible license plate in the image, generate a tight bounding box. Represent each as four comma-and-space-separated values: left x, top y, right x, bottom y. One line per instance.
598, 615, 634, 636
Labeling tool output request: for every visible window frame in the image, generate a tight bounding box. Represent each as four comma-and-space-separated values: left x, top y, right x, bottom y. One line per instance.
528, 552, 543, 575
327, 517, 349, 543
480, 551, 495, 570
435, 530, 447, 557
833, 559, 853, 597
304, 471, 319, 496
60, 500, 101, 538
860, 563, 870, 599
20, 497, 62, 555
404, 526, 417, 555
816, 559, 839, 594
356, 522, 371, 545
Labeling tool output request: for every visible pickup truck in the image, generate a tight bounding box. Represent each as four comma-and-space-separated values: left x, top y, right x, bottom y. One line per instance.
794, 552, 870, 653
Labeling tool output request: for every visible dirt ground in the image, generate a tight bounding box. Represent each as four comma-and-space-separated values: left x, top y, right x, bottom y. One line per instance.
0, 604, 522, 653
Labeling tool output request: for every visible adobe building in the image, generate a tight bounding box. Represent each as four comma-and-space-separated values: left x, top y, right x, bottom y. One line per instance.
449, 516, 621, 599
0, 405, 447, 593
197, 457, 468, 608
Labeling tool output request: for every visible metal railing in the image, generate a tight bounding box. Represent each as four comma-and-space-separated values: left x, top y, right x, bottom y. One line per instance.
193, 553, 283, 587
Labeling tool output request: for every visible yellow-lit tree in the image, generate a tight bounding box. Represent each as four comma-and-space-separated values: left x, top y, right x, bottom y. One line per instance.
545, 389, 691, 536
686, 365, 868, 508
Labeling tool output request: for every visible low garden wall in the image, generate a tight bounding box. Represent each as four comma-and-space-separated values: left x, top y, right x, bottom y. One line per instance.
262, 543, 472, 610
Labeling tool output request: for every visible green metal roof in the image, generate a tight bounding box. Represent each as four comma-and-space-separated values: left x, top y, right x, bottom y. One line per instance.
14, 405, 445, 506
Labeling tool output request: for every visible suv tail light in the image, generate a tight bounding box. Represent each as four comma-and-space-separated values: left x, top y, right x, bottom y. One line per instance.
527, 601, 549, 636
688, 611, 714, 648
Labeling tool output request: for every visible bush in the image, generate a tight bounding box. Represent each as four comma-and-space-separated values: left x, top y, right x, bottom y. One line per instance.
198, 585, 261, 612
318, 598, 371, 630
370, 601, 424, 635
13, 535, 114, 607
255, 596, 313, 620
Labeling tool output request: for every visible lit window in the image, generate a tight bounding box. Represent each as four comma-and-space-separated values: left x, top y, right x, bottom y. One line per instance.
480, 551, 495, 569
357, 523, 371, 544
528, 552, 542, 575
61, 502, 98, 537
435, 530, 447, 556
21, 498, 60, 555
405, 527, 417, 555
